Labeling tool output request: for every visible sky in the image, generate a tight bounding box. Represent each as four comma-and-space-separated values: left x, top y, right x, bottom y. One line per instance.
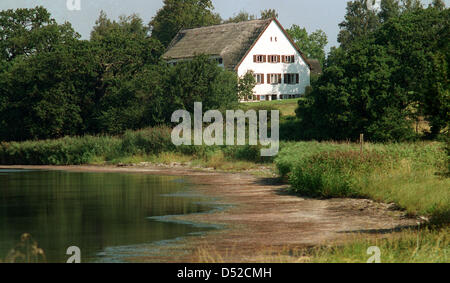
0, 0, 446, 52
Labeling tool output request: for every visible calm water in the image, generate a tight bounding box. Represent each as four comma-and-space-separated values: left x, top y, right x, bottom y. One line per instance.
0, 169, 215, 262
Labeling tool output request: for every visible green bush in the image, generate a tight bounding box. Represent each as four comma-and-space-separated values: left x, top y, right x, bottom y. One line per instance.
288, 150, 385, 198
120, 126, 175, 155
0, 136, 121, 165
275, 142, 449, 223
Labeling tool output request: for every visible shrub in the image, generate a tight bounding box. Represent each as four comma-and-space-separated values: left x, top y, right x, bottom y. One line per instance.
288, 151, 385, 198
120, 126, 175, 155
0, 136, 121, 165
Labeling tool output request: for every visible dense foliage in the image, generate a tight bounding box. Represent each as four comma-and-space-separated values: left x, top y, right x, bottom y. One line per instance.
296, 2, 449, 142
0, 6, 238, 141
287, 25, 328, 66
149, 0, 221, 47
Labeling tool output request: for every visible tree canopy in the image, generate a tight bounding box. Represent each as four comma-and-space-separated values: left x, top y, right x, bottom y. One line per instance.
296, 5, 449, 141
149, 0, 221, 47
0, 7, 238, 141
287, 25, 328, 66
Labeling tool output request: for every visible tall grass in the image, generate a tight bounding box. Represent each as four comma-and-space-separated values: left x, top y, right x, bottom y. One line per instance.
0, 126, 271, 167
275, 141, 449, 223
0, 135, 122, 165
308, 226, 449, 263
192, 226, 448, 263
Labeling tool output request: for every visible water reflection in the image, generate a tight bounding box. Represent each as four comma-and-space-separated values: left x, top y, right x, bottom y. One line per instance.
0, 170, 214, 262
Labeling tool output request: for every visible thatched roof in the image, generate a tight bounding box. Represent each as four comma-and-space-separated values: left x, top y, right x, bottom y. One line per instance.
162, 19, 273, 70
307, 59, 322, 75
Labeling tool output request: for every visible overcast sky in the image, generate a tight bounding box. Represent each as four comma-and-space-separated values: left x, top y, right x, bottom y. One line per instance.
0, 0, 446, 52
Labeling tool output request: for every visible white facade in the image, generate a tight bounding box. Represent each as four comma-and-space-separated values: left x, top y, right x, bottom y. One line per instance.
236, 20, 310, 101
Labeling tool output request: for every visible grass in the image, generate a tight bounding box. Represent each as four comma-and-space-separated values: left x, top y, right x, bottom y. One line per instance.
305, 226, 449, 263
0, 115, 448, 262
240, 98, 301, 116
192, 226, 448, 263
275, 141, 449, 223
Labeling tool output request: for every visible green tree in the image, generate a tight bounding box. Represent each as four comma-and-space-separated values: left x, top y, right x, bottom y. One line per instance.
89, 12, 165, 134
296, 6, 449, 141
0, 6, 78, 61
238, 71, 256, 101
338, 0, 380, 50
287, 25, 328, 66
149, 0, 221, 47
260, 9, 278, 19
379, 0, 401, 22
431, 0, 446, 10
162, 56, 238, 116
0, 7, 88, 140
223, 11, 256, 23
0, 40, 96, 140
401, 0, 423, 12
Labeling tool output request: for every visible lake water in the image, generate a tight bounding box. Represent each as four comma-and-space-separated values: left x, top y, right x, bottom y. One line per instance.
0, 169, 216, 263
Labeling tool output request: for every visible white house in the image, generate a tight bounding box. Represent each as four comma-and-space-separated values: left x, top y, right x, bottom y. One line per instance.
162, 18, 316, 101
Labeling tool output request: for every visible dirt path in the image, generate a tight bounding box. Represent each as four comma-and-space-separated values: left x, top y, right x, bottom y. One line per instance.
1, 165, 422, 262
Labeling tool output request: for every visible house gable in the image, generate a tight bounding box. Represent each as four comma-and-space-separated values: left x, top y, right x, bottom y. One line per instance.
234, 18, 311, 71
236, 19, 311, 99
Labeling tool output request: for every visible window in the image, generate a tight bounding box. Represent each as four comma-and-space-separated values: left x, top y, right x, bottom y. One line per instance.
254, 73, 265, 84
268, 55, 280, 63
253, 55, 266, 63
282, 55, 295, 63
284, 73, 300, 84
267, 73, 282, 84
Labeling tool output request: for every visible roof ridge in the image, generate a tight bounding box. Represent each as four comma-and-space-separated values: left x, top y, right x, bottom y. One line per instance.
179, 18, 272, 33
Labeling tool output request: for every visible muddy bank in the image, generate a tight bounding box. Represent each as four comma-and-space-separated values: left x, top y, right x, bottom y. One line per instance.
0, 165, 422, 262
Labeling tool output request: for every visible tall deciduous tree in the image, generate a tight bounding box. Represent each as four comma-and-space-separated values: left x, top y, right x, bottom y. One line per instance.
260, 9, 278, 19
89, 12, 165, 134
287, 25, 328, 66
149, 0, 221, 47
223, 11, 256, 23
431, 0, 446, 10
0, 6, 88, 140
338, 0, 380, 50
379, 0, 401, 22
0, 6, 78, 61
296, 6, 449, 141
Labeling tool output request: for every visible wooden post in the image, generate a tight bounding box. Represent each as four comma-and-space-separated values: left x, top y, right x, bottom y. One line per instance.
360, 133, 364, 155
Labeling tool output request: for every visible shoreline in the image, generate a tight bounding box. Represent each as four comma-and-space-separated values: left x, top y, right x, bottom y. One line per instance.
0, 164, 424, 262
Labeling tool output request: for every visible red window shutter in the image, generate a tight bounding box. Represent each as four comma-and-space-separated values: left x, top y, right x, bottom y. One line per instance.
267, 74, 271, 84
296, 74, 299, 84
291, 55, 295, 63
278, 74, 282, 84
277, 55, 281, 63
253, 55, 256, 62
263, 55, 267, 63
281, 56, 285, 63
261, 74, 265, 84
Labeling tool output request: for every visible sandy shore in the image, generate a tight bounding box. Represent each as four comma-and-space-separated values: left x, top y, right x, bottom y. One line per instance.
0, 165, 422, 262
